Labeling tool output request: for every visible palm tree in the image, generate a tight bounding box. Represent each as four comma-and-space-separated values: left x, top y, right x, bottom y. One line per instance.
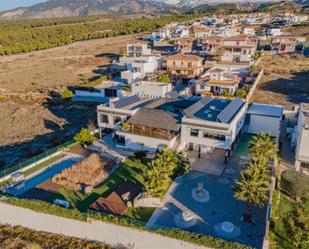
234, 161, 270, 223
249, 133, 276, 162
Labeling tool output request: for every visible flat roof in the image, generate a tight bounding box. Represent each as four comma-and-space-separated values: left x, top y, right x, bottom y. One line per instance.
247, 103, 283, 118
184, 97, 244, 123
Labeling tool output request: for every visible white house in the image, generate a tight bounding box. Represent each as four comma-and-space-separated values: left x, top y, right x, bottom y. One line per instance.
246, 103, 283, 137
118, 56, 162, 84
74, 81, 126, 102
131, 81, 172, 98
180, 97, 247, 158
241, 27, 255, 36
294, 103, 309, 170
266, 28, 282, 37
171, 25, 190, 38
97, 95, 196, 152
152, 28, 171, 40
127, 43, 152, 57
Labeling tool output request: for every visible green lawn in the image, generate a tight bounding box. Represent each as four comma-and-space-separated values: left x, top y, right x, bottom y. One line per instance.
270, 191, 308, 249
124, 207, 156, 222
50, 158, 150, 213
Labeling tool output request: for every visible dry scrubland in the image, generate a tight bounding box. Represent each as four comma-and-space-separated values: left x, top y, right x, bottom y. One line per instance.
251, 54, 309, 109
0, 225, 113, 249
0, 35, 139, 166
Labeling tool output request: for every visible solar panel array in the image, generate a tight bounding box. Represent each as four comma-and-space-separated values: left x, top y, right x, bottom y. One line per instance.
113, 94, 141, 108
217, 97, 244, 124
184, 97, 212, 118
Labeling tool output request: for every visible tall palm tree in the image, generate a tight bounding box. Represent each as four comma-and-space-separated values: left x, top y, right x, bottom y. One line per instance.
234, 161, 270, 223
249, 133, 276, 162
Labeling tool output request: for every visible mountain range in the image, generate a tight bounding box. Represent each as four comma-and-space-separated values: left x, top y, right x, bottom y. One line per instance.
0, 0, 305, 20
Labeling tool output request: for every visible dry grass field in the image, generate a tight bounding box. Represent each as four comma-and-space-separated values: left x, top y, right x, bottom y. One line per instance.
251, 54, 309, 109
0, 225, 112, 249
0, 35, 140, 167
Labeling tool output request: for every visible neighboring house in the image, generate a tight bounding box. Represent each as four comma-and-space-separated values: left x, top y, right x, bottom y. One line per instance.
127, 43, 151, 57
266, 28, 282, 37
166, 53, 204, 79
212, 27, 240, 37
197, 36, 224, 55
181, 97, 246, 160
151, 28, 171, 40
118, 56, 162, 84
171, 25, 190, 38
246, 103, 283, 137
294, 103, 309, 170
175, 37, 196, 53
152, 41, 178, 55
194, 27, 213, 39
241, 27, 255, 36
191, 68, 240, 97
221, 36, 257, 63
97, 95, 196, 152
131, 81, 172, 98
271, 36, 298, 54
74, 81, 126, 101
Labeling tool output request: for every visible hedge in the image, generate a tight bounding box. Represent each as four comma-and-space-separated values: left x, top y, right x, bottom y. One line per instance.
281, 170, 309, 199
3, 197, 254, 249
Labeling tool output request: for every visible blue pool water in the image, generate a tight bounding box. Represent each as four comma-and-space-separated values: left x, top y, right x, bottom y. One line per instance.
6, 158, 79, 196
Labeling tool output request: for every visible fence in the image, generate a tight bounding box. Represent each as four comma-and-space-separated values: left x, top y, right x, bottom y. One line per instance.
0, 140, 76, 179
246, 69, 264, 102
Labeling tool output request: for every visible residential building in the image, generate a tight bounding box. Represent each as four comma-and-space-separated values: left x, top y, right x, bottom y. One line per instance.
152, 41, 177, 55
127, 43, 152, 57
191, 68, 240, 97
97, 95, 196, 152
180, 97, 247, 159
118, 56, 162, 84
194, 27, 213, 39
131, 81, 172, 98
175, 37, 196, 53
197, 36, 224, 55
171, 25, 190, 38
221, 36, 257, 63
74, 81, 126, 101
271, 36, 297, 54
166, 53, 204, 79
294, 103, 309, 170
241, 27, 255, 36
266, 28, 282, 37
151, 28, 171, 40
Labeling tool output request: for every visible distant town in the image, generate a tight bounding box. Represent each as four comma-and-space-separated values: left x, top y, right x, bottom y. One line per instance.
0, 7, 308, 249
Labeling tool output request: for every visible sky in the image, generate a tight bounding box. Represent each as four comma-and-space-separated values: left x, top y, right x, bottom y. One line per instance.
0, 0, 47, 11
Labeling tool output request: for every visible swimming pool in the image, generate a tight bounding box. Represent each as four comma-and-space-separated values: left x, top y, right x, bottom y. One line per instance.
5, 157, 81, 197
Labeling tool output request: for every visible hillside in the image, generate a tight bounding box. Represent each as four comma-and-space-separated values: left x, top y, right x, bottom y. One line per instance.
0, 0, 169, 20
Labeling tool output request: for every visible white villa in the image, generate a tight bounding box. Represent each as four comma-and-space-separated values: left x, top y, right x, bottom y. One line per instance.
127, 43, 152, 57
180, 97, 246, 159
131, 81, 172, 98
118, 56, 162, 84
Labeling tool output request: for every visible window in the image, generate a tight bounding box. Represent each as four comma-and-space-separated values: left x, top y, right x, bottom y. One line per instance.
113, 116, 122, 125
190, 129, 199, 137
100, 114, 108, 124
203, 132, 225, 141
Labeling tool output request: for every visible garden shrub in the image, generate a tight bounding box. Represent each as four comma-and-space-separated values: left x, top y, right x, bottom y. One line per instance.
281, 170, 309, 199
74, 128, 95, 146
61, 89, 74, 99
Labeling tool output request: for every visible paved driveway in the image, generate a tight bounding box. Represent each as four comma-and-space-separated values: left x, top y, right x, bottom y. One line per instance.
147, 159, 267, 249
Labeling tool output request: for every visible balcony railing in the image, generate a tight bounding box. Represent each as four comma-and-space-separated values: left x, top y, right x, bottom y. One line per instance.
118, 127, 177, 141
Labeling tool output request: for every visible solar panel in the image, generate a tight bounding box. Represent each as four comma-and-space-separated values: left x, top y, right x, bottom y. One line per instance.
184, 97, 212, 118
217, 97, 244, 124
113, 95, 141, 108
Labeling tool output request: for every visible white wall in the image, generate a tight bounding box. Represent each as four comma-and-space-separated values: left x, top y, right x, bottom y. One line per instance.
247, 115, 281, 137
0, 202, 209, 249
116, 131, 178, 152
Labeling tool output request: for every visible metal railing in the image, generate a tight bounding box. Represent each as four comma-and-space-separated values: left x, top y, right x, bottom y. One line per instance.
0, 140, 76, 178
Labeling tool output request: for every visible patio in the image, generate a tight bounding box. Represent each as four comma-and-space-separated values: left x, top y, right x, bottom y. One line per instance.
187, 149, 227, 176
147, 158, 267, 249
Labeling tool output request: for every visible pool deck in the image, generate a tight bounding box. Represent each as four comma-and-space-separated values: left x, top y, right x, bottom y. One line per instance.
147, 158, 267, 249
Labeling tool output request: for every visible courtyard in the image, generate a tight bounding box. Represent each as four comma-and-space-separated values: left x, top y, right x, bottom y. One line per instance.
147, 157, 267, 249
